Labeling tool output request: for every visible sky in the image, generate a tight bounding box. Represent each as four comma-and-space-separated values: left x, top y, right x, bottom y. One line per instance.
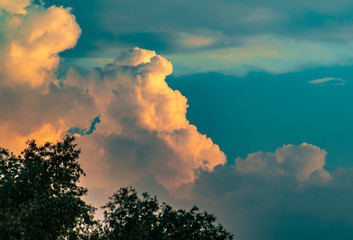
2, 0, 353, 239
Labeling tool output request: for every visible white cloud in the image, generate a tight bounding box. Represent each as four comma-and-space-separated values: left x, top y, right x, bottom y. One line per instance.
308, 77, 345, 85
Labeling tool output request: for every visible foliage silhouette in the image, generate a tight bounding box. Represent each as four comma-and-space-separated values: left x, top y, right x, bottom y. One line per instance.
101, 187, 234, 240
0, 136, 97, 240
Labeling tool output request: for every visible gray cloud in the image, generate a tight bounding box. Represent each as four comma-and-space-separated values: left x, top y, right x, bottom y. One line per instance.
236, 143, 330, 183
191, 152, 353, 240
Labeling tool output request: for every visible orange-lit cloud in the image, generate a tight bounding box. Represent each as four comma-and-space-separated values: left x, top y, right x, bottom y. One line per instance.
0, 4, 81, 87
0, 0, 30, 14
0, 123, 62, 154
70, 48, 226, 194
0, 2, 88, 155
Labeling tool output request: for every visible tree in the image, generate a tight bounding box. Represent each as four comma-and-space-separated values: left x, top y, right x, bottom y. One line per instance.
0, 136, 97, 240
101, 187, 234, 240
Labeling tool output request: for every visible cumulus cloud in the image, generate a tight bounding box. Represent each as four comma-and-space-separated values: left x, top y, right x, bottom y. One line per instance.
68, 47, 226, 194
0, 1, 91, 153
191, 165, 353, 240
0, 3, 81, 87
236, 143, 330, 183
190, 144, 353, 240
0, 81, 96, 152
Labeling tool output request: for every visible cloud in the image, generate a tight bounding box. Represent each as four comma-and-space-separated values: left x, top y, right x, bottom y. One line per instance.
166, 37, 353, 76
236, 143, 330, 183
52, 0, 353, 75
0, 81, 97, 152
0, 1, 94, 154
0, 123, 63, 153
0, 4, 81, 87
68, 47, 226, 194
308, 77, 345, 85
0, 2, 226, 202
0, 0, 30, 14
190, 144, 353, 240
69, 36, 353, 77
61, 0, 353, 50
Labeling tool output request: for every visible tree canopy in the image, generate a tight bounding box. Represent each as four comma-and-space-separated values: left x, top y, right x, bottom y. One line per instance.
100, 187, 233, 240
0, 136, 233, 240
0, 136, 96, 240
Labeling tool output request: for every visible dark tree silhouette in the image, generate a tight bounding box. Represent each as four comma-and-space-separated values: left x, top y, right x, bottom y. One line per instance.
101, 187, 234, 240
0, 136, 97, 240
